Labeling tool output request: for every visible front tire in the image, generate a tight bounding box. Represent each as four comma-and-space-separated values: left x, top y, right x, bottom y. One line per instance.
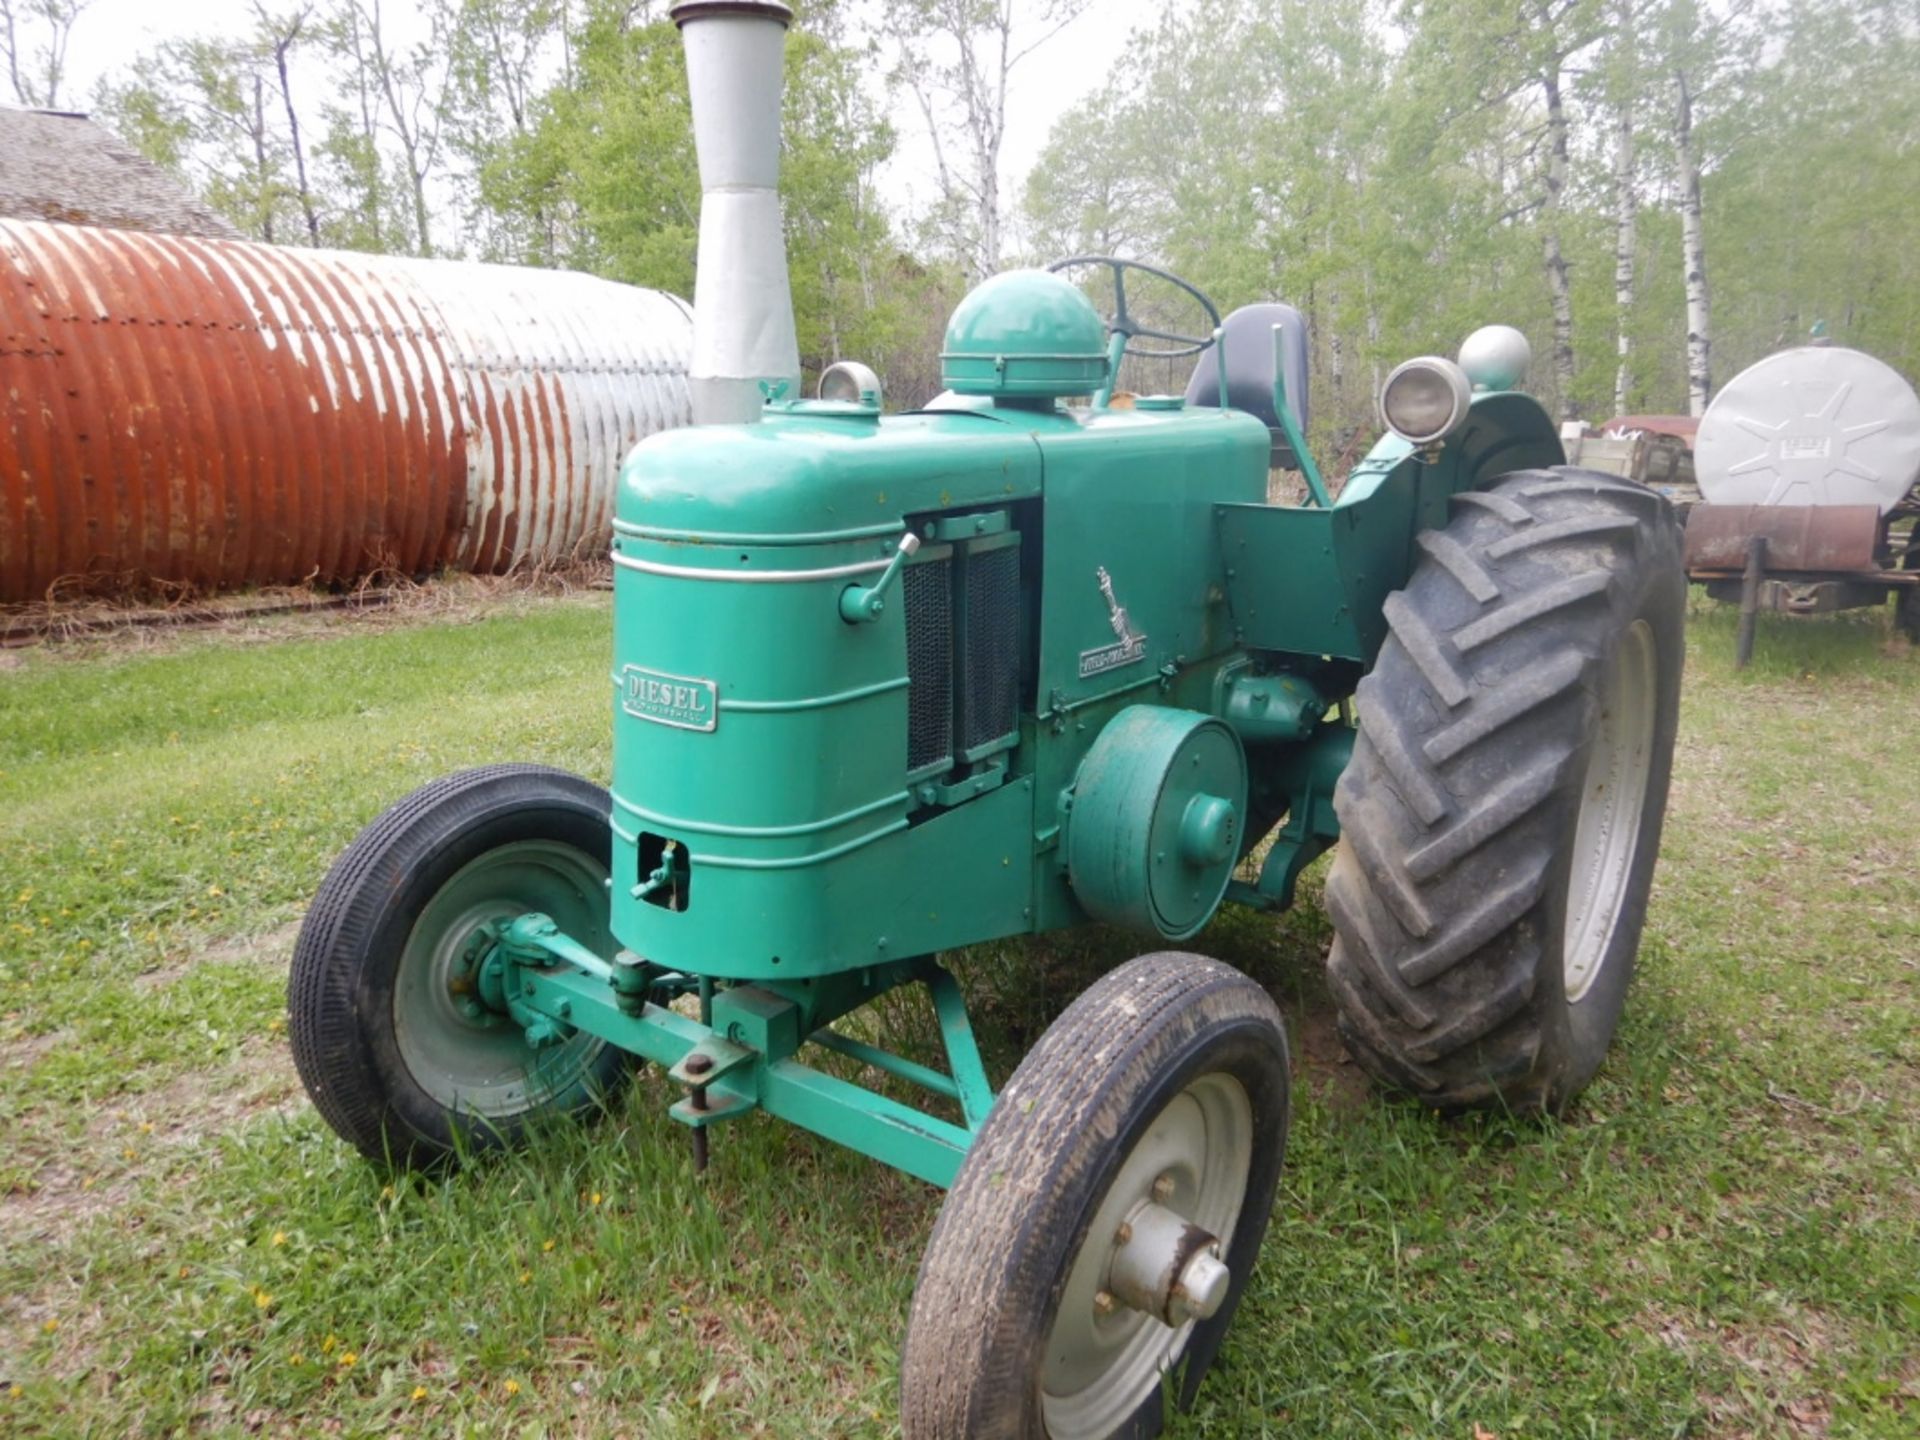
901, 953, 1290, 1439
1325, 468, 1684, 1113
288, 764, 630, 1168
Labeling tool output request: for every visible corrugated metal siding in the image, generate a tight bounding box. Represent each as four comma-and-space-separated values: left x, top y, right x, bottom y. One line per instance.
0, 219, 692, 603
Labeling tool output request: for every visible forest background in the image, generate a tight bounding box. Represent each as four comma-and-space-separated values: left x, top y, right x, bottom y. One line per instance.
6, 0, 1917, 453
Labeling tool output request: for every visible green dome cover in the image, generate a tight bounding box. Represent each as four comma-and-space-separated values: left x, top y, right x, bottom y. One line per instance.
941, 269, 1110, 399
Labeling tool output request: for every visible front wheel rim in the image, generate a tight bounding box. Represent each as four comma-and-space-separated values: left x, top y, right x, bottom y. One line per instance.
1563, 618, 1659, 1002
392, 838, 612, 1118
1039, 1072, 1254, 1439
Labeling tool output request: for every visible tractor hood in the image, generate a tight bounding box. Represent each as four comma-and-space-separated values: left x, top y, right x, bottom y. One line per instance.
616, 407, 1051, 542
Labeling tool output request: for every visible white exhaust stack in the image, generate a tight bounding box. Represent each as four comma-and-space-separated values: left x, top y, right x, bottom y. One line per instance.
671, 0, 802, 425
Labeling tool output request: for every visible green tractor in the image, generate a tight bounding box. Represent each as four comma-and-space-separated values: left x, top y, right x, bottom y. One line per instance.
287, 3, 1685, 1433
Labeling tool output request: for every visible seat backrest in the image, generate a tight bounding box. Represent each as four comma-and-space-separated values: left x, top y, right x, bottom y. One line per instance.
1184, 302, 1311, 470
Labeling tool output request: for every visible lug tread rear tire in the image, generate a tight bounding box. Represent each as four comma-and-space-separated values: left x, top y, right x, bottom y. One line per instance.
1325, 468, 1683, 1112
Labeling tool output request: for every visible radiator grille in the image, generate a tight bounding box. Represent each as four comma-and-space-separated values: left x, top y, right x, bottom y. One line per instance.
962, 543, 1021, 754
903, 556, 953, 772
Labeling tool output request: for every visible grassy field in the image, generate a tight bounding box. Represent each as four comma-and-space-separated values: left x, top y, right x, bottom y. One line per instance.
1, 592, 1915, 1439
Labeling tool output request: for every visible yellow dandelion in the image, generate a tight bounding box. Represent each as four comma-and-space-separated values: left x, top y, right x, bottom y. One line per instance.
7, 1384, 21, 1400
139, 1121, 155, 1135
518, 1270, 532, 1285
411, 1385, 428, 1402
289, 1353, 305, 1367
271, 1232, 287, 1247
503, 1379, 521, 1397
590, 1191, 603, 1207
41, 1319, 57, 1334
253, 1290, 274, 1311
541, 1239, 556, 1252
337, 1351, 358, 1369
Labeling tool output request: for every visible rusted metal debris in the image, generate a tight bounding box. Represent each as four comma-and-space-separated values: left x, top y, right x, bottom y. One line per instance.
1683, 503, 1886, 574
1683, 504, 1920, 666
1599, 414, 1699, 442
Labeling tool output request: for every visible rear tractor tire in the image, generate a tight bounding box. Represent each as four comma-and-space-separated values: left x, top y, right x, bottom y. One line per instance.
288, 765, 631, 1168
1325, 468, 1684, 1113
901, 952, 1290, 1440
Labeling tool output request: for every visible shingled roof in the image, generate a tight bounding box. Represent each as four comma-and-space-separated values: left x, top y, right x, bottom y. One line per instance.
0, 106, 240, 240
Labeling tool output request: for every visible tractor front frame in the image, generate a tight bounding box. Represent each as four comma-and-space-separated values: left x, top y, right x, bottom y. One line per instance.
496, 914, 993, 1186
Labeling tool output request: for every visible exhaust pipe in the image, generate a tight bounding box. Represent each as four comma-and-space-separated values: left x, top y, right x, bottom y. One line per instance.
671, 0, 802, 425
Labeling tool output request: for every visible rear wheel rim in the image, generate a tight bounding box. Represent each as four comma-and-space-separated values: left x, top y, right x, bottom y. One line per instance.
1563, 619, 1658, 1002
1039, 1072, 1253, 1439
393, 838, 612, 1118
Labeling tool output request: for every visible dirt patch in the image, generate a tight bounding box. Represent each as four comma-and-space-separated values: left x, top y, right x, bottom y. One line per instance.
134, 918, 303, 994
1643, 1302, 1854, 1437
0, 1026, 62, 1076
1, 1040, 301, 1249
3, 568, 610, 664
1292, 1004, 1373, 1117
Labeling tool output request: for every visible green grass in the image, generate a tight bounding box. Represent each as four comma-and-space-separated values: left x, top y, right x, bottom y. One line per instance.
2, 596, 1916, 1438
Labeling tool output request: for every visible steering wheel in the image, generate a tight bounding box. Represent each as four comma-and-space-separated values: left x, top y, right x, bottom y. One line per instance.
1045, 255, 1222, 360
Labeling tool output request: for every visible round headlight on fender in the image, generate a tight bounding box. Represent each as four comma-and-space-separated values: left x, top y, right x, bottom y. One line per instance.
819, 360, 883, 409
1378, 356, 1474, 445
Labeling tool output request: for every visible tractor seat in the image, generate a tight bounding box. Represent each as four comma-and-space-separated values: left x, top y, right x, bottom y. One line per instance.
1184, 303, 1311, 471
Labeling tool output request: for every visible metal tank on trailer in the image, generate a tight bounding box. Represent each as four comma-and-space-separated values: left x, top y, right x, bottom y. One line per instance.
1680, 344, 1920, 660
0, 219, 693, 604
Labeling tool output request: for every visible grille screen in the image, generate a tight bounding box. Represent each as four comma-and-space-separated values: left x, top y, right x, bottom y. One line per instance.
962, 543, 1021, 753
903, 556, 953, 772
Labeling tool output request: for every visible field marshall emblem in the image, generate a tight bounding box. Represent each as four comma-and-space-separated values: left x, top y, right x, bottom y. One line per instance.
1079, 566, 1149, 679
621, 666, 718, 732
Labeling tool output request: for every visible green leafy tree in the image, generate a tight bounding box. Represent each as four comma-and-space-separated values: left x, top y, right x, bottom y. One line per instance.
479, 0, 925, 386
882, 0, 1093, 281
94, 37, 306, 243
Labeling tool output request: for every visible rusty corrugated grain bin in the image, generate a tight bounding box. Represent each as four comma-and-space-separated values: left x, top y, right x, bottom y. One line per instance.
0, 219, 692, 602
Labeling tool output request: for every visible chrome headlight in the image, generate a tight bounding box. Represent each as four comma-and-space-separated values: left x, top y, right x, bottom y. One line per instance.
1378, 356, 1473, 445
819, 359, 883, 409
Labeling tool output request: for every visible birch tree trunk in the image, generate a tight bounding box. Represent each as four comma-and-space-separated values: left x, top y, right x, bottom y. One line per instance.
1611, 0, 1636, 417
2, 0, 84, 108
251, 72, 276, 243
261, 8, 321, 247
885, 0, 1087, 281
1327, 281, 1344, 415
351, 0, 442, 257
1675, 65, 1712, 415
1540, 66, 1576, 418
3, 1, 32, 104
1365, 293, 1382, 397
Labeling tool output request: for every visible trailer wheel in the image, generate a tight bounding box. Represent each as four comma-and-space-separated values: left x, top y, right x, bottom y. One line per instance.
289, 765, 630, 1168
1325, 468, 1684, 1113
901, 952, 1289, 1440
